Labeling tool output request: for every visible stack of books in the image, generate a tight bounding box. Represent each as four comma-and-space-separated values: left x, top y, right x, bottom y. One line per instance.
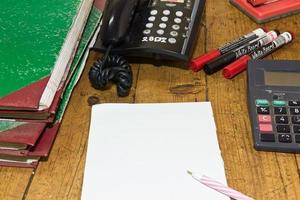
0, 0, 103, 168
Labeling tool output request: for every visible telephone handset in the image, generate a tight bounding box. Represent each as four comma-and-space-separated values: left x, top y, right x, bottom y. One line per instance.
89, 0, 205, 97
100, 0, 140, 47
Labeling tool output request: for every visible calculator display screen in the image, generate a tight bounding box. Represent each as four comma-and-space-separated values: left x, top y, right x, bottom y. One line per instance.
264, 71, 300, 86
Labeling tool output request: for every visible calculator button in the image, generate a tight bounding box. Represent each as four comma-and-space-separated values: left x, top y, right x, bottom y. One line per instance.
290, 108, 300, 115
292, 116, 300, 124
143, 29, 151, 35
289, 101, 300, 106
296, 135, 300, 143
275, 116, 289, 124
148, 16, 156, 22
273, 100, 286, 107
259, 124, 273, 132
150, 10, 158, 15
276, 125, 290, 133
145, 23, 153, 28
274, 107, 287, 115
258, 115, 272, 123
278, 134, 292, 143
172, 24, 180, 30
256, 99, 269, 106
174, 18, 182, 24
260, 134, 275, 142
170, 31, 178, 37
159, 23, 167, 29
168, 38, 176, 44
293, 126, 300, 133
161, 17, 169, 22
176, 11, 184, 17
257, 107, 270, 115
157, 29, 164, 35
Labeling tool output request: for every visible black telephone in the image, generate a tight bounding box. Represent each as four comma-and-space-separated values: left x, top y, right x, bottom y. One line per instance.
89, 0, 205, 96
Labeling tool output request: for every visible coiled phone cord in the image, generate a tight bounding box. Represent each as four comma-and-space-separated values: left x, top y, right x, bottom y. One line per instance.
89, 45, 133, 97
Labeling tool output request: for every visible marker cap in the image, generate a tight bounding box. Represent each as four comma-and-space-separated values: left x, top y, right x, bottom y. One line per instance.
252, 28, 267, 38
223, 55, 251, 79
190, 49, 221, 72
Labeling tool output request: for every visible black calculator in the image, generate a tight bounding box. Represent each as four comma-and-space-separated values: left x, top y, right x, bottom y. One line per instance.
248, 60, 300, 153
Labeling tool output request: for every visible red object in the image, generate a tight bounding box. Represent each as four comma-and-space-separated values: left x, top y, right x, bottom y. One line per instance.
230, 0, 300, 23
258, 115, 272, 123
190, 49, 221, 72
259, 124, 273, 132
248, 0, 280, 6
0, 77, 49, 111
0, 122, 46, 146
223, 55, 251, 79
0, 123, 60, 158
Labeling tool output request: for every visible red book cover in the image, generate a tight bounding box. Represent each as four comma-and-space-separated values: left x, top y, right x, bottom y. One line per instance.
0, 123, 60, 158
0, 121, 46, 147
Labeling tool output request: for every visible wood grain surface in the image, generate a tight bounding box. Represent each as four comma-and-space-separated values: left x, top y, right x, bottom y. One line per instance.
1, 0, 300, 199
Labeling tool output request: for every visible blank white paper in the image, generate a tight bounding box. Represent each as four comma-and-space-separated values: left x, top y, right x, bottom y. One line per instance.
81, 102, 228, 200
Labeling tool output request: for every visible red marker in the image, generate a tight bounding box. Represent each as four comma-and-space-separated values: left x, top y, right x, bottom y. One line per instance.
190, 28, 266, 72
223, 32, 293, 79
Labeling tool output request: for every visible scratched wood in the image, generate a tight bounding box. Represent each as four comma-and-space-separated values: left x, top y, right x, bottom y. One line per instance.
2, 1, 300, 199
0, 167, 32, 200
205, 0, 300, 199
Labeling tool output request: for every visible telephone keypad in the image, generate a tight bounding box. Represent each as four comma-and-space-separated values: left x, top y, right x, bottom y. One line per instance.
141, 3, 197, 47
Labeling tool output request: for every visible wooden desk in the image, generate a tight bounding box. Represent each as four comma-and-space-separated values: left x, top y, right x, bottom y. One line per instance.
1, 0, 300, 199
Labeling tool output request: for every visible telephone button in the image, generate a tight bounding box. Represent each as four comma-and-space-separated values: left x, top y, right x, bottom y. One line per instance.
172, 24, 180, 30
150, 10, 158, 15
143, 29, 151, 35
157, 30, 164, 35
161, 17, 169, 22
146, 23, 153, 28
163, 10, 171, 16
174, 18, 182, 24
166, 3, 176, 7
148, 16, 156, 22
176, 11, 184, 17
170, 31, 178, 37
159, 23, 167, 29
168, 38, 176, 44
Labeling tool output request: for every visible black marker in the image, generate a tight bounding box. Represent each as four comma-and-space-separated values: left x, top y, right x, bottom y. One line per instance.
203, 30, 279, 75
223, 32, 294, 79
190, 28, 266, 71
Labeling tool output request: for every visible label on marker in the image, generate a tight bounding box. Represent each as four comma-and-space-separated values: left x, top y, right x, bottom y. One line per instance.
219, 28, 266, 54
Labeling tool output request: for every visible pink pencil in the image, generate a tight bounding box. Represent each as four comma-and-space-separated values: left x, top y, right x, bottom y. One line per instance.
187, 171, 254, 200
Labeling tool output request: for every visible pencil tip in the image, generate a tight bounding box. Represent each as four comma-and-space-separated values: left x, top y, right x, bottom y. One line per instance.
187, 170, 193, 175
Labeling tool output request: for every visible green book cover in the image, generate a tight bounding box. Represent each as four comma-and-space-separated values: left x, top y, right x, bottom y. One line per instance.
0, 6, 102, 156
0, 0, 93, 110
